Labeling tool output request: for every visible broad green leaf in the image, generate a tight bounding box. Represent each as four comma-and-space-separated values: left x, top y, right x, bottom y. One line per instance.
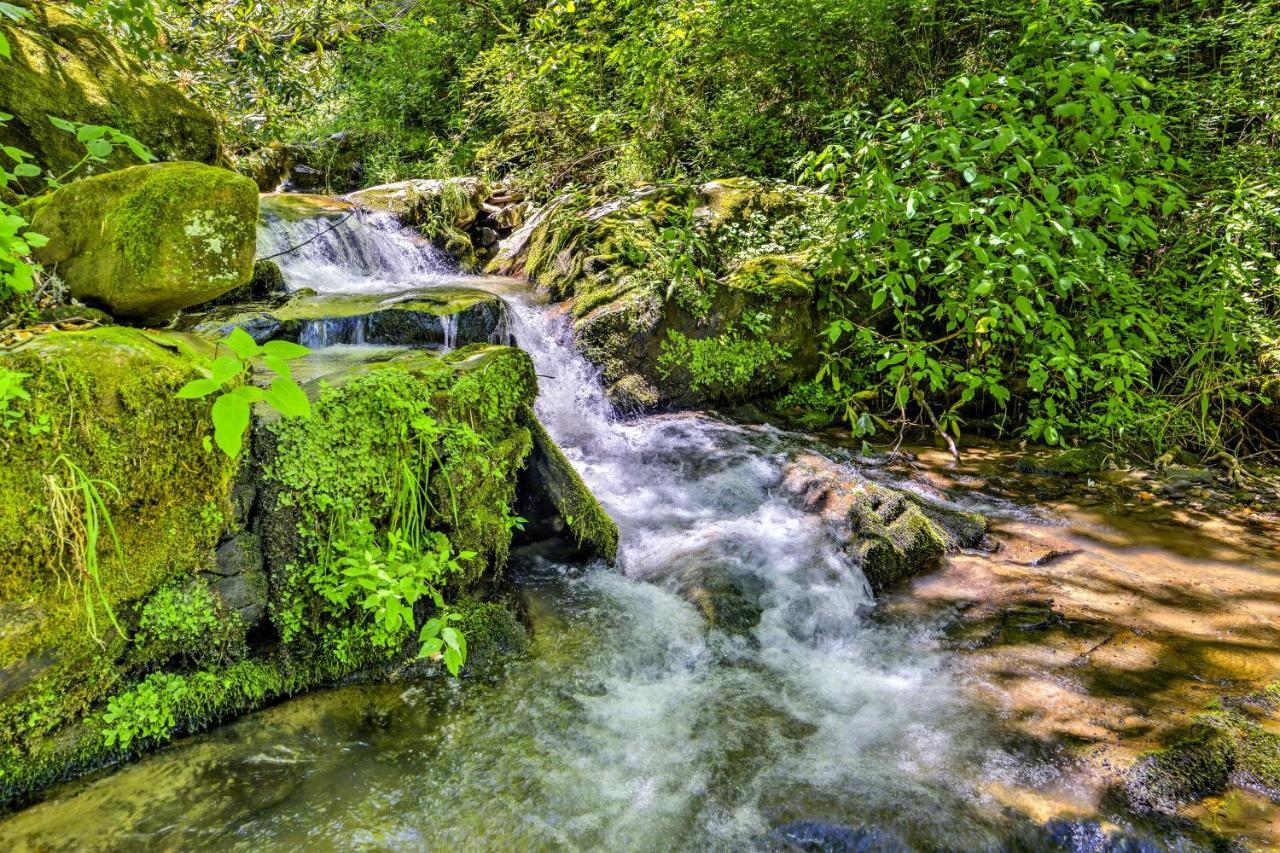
176, 378, 219, 399
261, 339, 310, 360
221, 327, 261, 360
85, 138, 112, 159
211, 393, 250, 458
210, 355, 241, 385
264, 377, 311, 418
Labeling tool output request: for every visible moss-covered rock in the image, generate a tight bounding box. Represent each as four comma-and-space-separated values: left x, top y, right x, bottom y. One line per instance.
486, 179, 831, 409
26, 162, 259, 322
781, 452, 988, 592
1015, 444, 1112, 476
0, 332, 615, 806
350, 177, 488, 268
0, 3, 221, 178
1127, 690, 1280, 814
0, 326, 237, 802
181, 287, 510, 348
519, 406, 619, 562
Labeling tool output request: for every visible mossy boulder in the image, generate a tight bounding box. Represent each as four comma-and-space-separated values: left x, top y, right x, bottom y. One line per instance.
0, 326, 238, 802
781, 452, 988, 592
0, 3, 221, 178
26, 162, 259, 322
487, 179, 830, 409
0, 330, 615, 806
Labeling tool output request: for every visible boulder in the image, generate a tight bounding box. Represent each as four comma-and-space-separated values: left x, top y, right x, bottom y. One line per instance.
26, 162, 259, 322
0, 3, 221, 178
0, 330, 615, 806
781, 453, 988, 592
486, 179, 831, 409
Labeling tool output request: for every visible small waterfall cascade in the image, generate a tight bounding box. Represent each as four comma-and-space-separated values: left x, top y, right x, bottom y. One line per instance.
257, 193, 454, 294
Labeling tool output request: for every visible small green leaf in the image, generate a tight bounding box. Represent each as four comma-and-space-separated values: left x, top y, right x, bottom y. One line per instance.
261, 339, 310, 361
76, 125, 107, 143
210, 355, 241, 385
85, 138, 112, 159
264, 377, 311, 418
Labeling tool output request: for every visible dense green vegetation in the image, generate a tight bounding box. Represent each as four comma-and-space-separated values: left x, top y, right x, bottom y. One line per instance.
12, 0, 1264, 458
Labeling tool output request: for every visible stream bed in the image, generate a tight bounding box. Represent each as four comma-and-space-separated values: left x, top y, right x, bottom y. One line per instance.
3, 199, 1277, 851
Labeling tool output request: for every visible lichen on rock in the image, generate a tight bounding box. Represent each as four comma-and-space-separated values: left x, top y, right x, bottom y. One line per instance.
26, 162, 259, 322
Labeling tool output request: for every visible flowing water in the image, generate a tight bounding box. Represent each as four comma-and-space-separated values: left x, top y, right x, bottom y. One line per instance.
2, 201, 1270, 851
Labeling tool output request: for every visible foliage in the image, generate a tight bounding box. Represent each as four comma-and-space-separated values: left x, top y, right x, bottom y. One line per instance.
134, 582, 237, 666
0, 366, 29, 432
314, 521, 473, 674
658, 326, 792, 400
799, 0, 1274, 453
101, 672, 187, 750
176, 327, 311, 458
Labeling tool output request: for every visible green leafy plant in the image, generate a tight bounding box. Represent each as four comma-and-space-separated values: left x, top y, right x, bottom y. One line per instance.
102, 672, 189, 750
314, 521, 473, 674
0, 366, 30, 432
44, 117, 156, 188
177, 328, 312, 458
800, 0, 1191, 451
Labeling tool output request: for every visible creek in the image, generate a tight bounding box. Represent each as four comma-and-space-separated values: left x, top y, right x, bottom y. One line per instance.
3, 198, 1277, 851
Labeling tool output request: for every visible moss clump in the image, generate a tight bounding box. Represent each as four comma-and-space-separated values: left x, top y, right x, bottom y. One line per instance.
0, 327, 236, 786
1016, 444, 1111, 476
1128, 699, 1280, 813
846, 483, 988, 592
27, 163, 259, 321
0, 4, 221, 177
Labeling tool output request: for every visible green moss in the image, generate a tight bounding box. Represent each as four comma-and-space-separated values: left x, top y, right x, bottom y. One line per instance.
0, 5, 222, 177
724, 253, 816, 297
453, 599, 529, 670
27, 163, 259, 321
1016, 444, 1111, 476
521, 405, 619, 561
844, 483, 988, 592
1128, 703, 1280, 812
0, 326, 235, 760
657, 328, 791, 401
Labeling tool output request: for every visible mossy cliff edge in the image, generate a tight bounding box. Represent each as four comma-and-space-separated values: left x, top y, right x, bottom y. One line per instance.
0, 329, 615, 807
0, 2, 222, 178
488, 178, 833, 410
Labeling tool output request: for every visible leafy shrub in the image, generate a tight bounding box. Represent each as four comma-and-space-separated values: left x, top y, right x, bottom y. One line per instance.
799, 0, 1264, 451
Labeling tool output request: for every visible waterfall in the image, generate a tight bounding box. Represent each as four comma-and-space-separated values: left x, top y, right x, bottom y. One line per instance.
257, 194, 455, 294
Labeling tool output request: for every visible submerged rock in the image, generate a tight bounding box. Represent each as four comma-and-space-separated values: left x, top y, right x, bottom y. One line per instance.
781, 452, 988, 592
487, 178, 831, 409
0, 3, 221, 178
1126, 694, 1280, 814
764, 820, 909, 852
25, 162, 258, 322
